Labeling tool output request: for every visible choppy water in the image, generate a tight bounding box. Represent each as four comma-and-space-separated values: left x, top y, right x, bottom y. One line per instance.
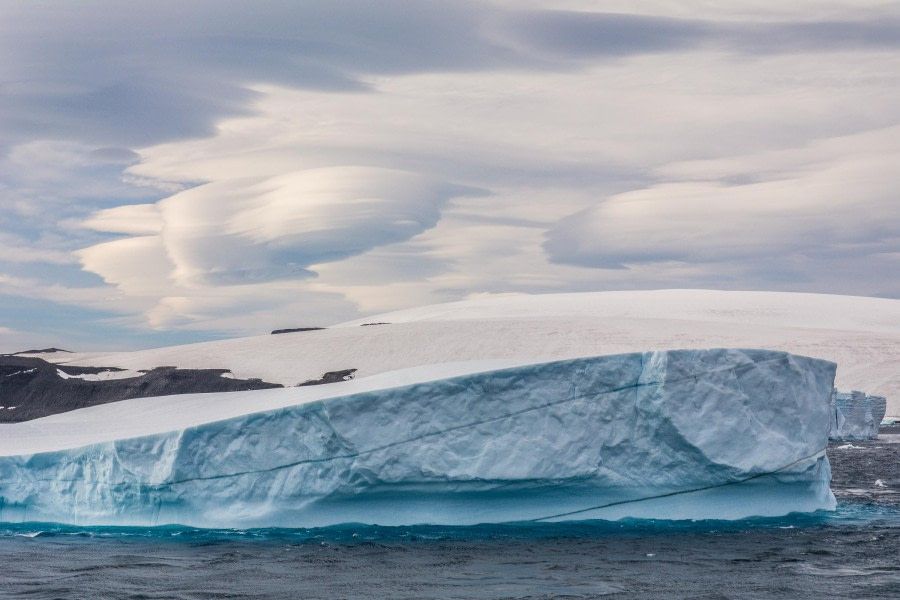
2, 433, 899, 599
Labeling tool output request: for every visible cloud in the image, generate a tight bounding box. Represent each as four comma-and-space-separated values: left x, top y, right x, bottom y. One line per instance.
491, 11, 710, 60
0, 1, 511, 149
501, 10, 900, 60
0, 140, 163, 273
3, 0, 900, 345
81, 204, 163, 236
80, 166, 477, 289
545, 126, 900, 281
723, 18, 900, 54
88, 147, 141, 164
0, 237, 77, 265
74, 37, 900, 332
77, 235, 173, 296
0, 141, 161, 216
141, 284, 359, 333
3, 1, 899, 153
0, 325, 61, 354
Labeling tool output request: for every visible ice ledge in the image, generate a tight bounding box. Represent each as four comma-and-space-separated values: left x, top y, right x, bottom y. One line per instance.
0, 349, 836, 528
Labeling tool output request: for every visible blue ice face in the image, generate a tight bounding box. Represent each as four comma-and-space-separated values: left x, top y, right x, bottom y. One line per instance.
0, 349, 836, 528
830, 389, 887, 441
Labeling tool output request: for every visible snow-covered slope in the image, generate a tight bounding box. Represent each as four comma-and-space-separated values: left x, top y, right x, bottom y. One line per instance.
0, 349, 836, 528
44, 290, 900, 416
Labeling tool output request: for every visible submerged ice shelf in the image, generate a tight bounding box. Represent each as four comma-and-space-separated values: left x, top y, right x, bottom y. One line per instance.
0, 349, 836, 528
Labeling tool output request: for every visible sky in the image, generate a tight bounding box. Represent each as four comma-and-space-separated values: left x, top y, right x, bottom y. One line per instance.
1, 0, 899, 352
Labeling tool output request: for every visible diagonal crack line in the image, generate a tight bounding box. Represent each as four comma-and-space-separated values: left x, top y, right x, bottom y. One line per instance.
528, 446, 829, 522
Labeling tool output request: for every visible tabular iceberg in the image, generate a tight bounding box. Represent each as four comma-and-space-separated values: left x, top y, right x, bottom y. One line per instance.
829, 389, 887, 441
0, 349, 836, 528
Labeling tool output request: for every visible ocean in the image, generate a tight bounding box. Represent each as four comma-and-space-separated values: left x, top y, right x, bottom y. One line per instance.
2, 433, 898, 599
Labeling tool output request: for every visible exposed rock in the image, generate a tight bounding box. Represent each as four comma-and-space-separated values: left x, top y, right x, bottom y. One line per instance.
0, 356, 282, 423
271, 327, 324, 335
297, 369, 357, 386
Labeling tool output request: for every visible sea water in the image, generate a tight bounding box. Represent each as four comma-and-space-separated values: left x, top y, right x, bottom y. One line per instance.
2, 434, 899, 599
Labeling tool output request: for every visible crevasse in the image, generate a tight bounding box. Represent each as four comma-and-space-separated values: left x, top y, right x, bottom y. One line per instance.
0, 349, 836, 528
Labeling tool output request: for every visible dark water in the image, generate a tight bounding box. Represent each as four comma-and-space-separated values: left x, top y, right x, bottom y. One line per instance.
2, 434, 899, 599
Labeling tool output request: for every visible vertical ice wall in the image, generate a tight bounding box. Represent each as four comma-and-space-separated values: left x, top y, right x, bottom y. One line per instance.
0, 349, 837, 528
829, 389, 887, 440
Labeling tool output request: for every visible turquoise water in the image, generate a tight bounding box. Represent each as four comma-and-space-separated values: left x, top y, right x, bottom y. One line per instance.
2, 503, 899, 543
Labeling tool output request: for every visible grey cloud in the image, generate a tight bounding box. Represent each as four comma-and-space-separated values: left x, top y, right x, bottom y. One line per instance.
724, 19, 900, 54
5, 1, 898, 153
498, 11, 710, 58
0, 78, 259, 148
500, 10, 900, 60
544, 179, 900, 275
88, 147, 141, 164
0, 1, 519, 149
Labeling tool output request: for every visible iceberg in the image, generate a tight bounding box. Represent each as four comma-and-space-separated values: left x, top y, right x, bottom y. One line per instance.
829, 389, 887, 441
0, 349, 836, 528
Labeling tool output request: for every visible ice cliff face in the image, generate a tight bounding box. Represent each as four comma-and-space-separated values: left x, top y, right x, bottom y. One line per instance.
0, 349, 836, 528
829, 389, 887, 441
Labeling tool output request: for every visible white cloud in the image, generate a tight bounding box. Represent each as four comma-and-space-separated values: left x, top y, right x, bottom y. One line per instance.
77, 236, 173, 296
70, 39, 900, 331
75, 166, 475, 331
545, 125, 900, 297
80, 167, 471, 288
0, 0, 897, 342
165, 167, 467, 284
81, 204, 163, 235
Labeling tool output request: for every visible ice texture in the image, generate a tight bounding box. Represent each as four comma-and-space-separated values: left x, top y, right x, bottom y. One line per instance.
829, 389, 887, 441
0, 349, 836, 528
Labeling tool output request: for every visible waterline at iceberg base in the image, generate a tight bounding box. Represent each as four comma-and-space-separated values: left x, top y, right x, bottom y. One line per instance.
0, 349, 837, 528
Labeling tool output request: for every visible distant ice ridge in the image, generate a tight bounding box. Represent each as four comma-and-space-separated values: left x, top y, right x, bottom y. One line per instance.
0, 349, 836, 528
829, 389, 887, 441
32, 290, 900, 418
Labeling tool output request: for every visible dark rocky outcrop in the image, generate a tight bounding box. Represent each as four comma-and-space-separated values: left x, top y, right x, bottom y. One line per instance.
0, 356, 282, 423
271, 327, 324, 335
297, 369, 357, 386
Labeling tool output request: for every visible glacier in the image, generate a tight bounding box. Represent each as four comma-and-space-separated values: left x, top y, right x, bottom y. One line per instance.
829, 389, 887, 441
0, 348, 836, 528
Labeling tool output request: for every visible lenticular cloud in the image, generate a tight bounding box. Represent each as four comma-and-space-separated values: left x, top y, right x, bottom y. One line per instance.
80, 166, 467, 287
